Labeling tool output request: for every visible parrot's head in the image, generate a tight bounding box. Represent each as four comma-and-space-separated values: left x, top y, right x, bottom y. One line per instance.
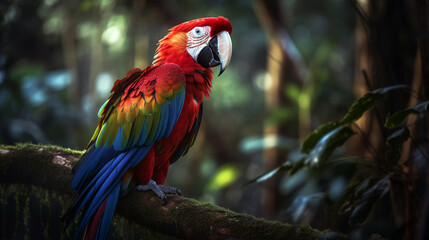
154, 17, 232, 76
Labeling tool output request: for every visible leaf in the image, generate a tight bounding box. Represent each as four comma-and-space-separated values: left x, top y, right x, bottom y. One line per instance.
349, 174, 391, 225
302, 121, 341, 153
341, 85, 409, 124
302, 85, 410, 153
243, 162, 293, 186
244, 152, 306, 186
305, 125, 355, 166
286, 193, 326, 222
386, 127, 410, 145
370, 84, 410, 94
250, 126, 354, 186
340, 92, 385, 124
288, 159, 306, 175
385, 127, 410, 164
385, 100, 429, 128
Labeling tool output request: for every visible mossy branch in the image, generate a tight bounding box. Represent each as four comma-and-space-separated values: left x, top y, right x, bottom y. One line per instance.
0, 143, 345, 240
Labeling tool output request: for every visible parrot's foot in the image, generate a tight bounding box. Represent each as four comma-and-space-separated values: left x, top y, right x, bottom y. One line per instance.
135, 180, 182, 204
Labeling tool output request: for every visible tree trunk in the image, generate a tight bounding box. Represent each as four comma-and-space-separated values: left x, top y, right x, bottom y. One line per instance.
61, 8, 80, 109
0, 143, 343, 240
351, 1, 426, 239
253, 0, 308, 219
350, 0, 383, 159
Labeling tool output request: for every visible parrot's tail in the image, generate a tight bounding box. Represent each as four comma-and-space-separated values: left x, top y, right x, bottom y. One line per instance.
63, 146, 151, 240
83, 182, 121, 240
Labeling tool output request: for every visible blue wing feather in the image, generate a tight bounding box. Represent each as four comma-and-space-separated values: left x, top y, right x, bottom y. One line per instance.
71, 147, 118, 191
113, 126, 124, 151
155, 103, 169, 140
97, 183, 121, 240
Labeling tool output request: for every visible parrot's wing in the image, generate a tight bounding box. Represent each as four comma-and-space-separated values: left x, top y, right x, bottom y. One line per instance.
91, 63, 186, 151
65, 64, 186, 235
71, 63, 185, 191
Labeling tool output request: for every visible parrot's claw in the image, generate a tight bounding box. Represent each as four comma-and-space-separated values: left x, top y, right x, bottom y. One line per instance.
160, 185, 182, 196
135, 180, 182, 204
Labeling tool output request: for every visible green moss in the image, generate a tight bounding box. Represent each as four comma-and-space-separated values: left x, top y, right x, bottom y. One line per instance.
0, 143, 81, 196
0, 142, 84, 156
0, 184, 178, 240
168, 196, 337, 240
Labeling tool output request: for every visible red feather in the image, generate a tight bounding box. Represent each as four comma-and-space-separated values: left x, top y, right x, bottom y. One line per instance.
85, 199, 107, 240
170, 16, 232, 37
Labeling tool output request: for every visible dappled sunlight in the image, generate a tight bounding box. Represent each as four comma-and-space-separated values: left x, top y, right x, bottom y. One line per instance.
45, 71, 71, 90
207, 164, 241, 191
95, 72, 114, 98
102, 15, 127, 50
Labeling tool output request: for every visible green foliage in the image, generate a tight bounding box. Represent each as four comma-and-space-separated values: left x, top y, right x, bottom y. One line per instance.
302, 121, 341, 154
302, 85, 409, 154
285, 83, 301, 104
266, 107, 296, 125
249, 84, 428, 225
385, 100, 429, 128
340, 85, 409, 125
9, 63, 44, 83
342, 174, 392, 225
305, 126, 354, 166
245, 163, 293, 186
339, 92, 385, 124
385, 128, 410, 164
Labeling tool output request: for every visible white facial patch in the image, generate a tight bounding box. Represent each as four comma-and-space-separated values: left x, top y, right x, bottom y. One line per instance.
186, 26, 211, 61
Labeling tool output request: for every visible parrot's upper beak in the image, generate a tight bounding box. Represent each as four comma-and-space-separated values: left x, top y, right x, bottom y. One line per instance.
215, 31, 232, 76
196, 31, 232, 76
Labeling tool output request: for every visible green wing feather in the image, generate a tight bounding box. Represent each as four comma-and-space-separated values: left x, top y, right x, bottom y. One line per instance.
87, 63, 185, 152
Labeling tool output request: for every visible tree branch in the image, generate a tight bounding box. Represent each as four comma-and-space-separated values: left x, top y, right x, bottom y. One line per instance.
0, 143, 345, 240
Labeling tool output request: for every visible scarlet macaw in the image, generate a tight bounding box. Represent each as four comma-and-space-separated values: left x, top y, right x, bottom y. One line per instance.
64, 17, 232, 239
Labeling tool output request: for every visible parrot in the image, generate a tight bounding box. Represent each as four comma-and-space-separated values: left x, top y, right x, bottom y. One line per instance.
63, 17, 232, 240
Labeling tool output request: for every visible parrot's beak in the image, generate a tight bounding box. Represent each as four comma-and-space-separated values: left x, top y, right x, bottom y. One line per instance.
196, 31, 232, 76
215, 31, 232, 76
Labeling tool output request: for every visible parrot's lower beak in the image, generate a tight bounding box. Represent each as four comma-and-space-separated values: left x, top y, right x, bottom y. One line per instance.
196, 31, 232, 76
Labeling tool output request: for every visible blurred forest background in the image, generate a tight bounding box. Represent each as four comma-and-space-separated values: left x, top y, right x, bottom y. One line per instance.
1, 0, 429, 239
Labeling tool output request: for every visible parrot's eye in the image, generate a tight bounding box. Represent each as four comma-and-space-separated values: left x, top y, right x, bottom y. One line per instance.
193, 27, 204, 37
